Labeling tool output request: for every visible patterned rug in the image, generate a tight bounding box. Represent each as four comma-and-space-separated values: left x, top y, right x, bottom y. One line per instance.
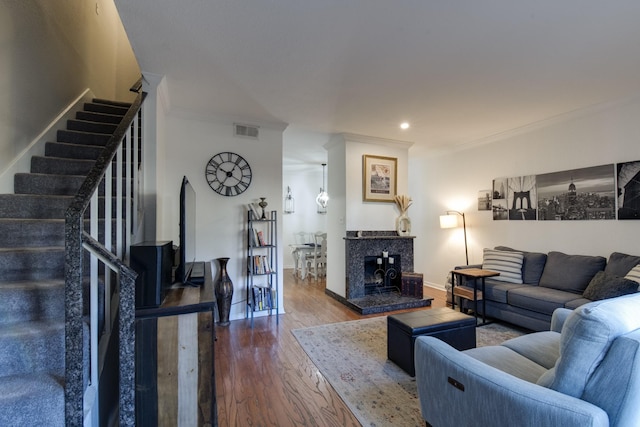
292, 316, 525, 427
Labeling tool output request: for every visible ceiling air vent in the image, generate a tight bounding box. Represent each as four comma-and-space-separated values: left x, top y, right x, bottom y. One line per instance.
234, 123, 259, 139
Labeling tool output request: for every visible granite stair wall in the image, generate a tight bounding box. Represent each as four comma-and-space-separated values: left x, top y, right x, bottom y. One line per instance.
0, 99, 129, 426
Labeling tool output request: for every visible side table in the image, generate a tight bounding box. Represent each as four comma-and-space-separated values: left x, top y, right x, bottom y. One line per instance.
450, 268, 499, 326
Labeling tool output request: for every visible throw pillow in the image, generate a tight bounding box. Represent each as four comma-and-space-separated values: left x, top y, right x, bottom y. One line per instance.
624, 264, 640, 287
495, 246, 547, 284
605, 252, 640, 277
538, 251, 606, 293
582, 270, 638, 301
482, 248, 524, 284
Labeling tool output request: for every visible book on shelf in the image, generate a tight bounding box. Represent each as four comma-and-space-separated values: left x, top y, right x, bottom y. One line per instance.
249, 227, 257, 247
256, 230, 266, 246
251, 286, 274, 311
248, 203, 262, 220
248, 255, 271, 274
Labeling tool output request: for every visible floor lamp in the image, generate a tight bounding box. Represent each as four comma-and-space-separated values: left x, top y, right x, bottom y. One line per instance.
439, 210, 468, 265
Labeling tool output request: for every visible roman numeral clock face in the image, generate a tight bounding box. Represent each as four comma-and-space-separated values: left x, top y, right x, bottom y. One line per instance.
205, 152, 252, 196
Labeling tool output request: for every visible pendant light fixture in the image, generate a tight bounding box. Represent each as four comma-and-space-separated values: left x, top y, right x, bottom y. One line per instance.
316, 163, 329, 214
284, 186, 295, 214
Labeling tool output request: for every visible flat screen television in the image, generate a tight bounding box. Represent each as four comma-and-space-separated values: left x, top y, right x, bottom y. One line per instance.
177, 176, 204, 285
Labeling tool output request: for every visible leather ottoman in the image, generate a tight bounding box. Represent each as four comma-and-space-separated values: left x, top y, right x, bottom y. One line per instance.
387, 307, 476, 376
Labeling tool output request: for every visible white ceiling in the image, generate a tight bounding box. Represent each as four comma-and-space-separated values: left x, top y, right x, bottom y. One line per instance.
115, 0, 640, 164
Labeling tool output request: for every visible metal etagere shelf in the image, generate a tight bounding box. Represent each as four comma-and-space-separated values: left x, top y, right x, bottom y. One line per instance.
245, 209, 278, 327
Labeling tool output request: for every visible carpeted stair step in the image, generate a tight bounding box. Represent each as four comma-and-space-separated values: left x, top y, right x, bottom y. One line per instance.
31, 155, 96, 176
0, 278, 106, 329
0, 194, 73, 219
0, 219, 65, 247
14, 173, 128, 197
45, 141, 105, 160
0, 247, 65, 282
0, 194, 126, 219
0, 374, 64, 427
0, 280, 64, 325
0, 218, 117, 247
66, 119, 118, 135
76, 110, 125, 125
0, 320, 64, 377
93, 98, 132, 108
84, 101, 129, 116
15, 173, 88, 196
30, 156, 135, 177
56, 129, 111, 146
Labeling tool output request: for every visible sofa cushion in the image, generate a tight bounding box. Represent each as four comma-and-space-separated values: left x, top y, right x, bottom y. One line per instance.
464, 345, 548, 383
495, 246, 547, 284
508, 286, 582, 316
537, 293, 640, 398
538, 251, 606, 293
604, 252, 640, 277
483, 279, 529, 303
624, 264, 640, 286
482, 248, 524, 283
501, 331, 560, 370
582, 270, 638, 301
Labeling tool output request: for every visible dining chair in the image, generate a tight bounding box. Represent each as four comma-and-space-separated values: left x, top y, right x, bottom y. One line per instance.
306, 232, 327, 279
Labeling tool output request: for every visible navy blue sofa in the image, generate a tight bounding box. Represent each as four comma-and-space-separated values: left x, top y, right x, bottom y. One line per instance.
453, 249, 640, 331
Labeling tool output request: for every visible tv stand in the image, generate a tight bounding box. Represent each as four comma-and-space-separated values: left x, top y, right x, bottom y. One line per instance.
135, 262, 217, 426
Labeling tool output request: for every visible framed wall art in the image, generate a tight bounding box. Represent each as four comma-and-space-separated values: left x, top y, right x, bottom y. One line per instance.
362, 154, 397, 202
617, 160, 640, 219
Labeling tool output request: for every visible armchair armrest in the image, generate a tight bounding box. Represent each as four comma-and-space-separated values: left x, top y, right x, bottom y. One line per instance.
550, 308, 573, 333
415, 336, 608, 427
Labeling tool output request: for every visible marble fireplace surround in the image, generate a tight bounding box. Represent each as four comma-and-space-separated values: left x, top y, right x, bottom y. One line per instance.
344, 231, 415, 299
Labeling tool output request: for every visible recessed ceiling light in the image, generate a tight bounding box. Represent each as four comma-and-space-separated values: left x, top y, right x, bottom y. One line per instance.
400, 122, 410, 130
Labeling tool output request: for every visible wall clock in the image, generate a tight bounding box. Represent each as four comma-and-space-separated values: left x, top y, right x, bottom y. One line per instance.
205, 152, 252, 196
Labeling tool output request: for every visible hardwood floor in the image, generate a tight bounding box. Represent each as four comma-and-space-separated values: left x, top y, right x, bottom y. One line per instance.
214, 269, 447, 427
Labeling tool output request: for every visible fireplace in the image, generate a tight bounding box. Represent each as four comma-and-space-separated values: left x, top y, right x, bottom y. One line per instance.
336, 231, 432, 314
363, 254, 401, 295
344, 231, 414, 299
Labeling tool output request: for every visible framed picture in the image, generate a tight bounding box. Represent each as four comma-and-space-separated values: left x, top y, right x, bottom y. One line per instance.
362, 154, 397, 202
478, 189, 492, 211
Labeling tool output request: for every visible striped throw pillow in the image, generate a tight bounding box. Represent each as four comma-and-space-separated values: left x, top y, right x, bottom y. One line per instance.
482, 248, 524, 284
624, 265, 640, 289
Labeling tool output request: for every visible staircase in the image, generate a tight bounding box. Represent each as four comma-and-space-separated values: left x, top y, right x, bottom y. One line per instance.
0, 99, 131, 426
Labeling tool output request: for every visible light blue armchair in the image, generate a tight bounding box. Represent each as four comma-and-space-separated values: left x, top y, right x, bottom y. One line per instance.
415, 293, 640, 427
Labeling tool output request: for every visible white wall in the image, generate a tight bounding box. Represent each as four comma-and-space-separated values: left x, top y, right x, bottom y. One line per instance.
325, 134, 412, 297
159, 113, 286, 321
0, 1, 139, 189
410, 97, 640, 290
281, 168, 328, 268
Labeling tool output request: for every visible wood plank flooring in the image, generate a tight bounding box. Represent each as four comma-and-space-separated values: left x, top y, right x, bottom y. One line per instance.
214, 269, 446, 427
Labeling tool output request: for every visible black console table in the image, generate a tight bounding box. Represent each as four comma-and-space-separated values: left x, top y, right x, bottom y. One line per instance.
135, 262, 217, 426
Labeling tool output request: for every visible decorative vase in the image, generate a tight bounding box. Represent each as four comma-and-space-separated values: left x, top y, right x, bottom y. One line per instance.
396, 212, 411, 236
214, 257, 234, 326
258, 197, 268, 219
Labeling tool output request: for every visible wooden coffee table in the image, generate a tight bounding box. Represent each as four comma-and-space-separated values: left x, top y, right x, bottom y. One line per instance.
450, 268, 500, 326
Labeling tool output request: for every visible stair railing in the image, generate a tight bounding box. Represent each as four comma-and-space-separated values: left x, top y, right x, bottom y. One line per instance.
65, 82, 146, 427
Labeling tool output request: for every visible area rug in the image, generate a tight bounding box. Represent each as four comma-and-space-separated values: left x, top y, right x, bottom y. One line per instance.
292, 316, 525, 427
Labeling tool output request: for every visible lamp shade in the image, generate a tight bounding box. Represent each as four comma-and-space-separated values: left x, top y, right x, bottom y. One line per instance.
439, 214, 458, 229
